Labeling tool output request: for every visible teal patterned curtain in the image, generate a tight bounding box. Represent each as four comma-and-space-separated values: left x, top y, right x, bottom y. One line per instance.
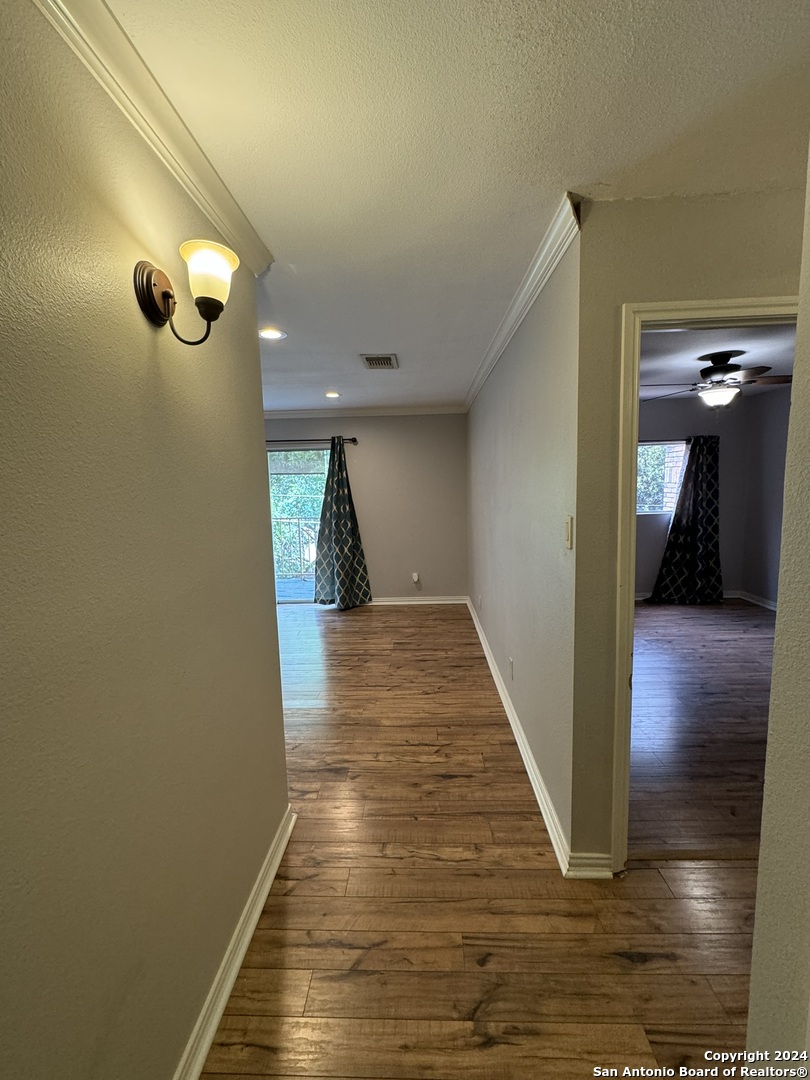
314, 437, 372, 609
647, 435, 723, 604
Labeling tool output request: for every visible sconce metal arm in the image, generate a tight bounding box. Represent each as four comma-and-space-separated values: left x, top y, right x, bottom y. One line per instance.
163, 291, 212, 346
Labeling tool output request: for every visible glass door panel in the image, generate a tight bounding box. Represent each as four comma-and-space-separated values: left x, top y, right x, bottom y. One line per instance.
267, 449, 329, 603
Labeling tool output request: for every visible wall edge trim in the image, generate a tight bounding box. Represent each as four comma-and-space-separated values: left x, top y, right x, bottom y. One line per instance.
172, 804, 297, 1080
464, 193, 580, 409
465, 599, 571, 876
31, 0, 272, 274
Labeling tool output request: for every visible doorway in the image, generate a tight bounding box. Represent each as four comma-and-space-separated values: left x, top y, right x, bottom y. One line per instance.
612, 297, 799, 870
267, 448, 329, 603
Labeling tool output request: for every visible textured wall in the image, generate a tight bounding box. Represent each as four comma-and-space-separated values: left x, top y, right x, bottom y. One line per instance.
741, 388, 792, 603
747, 155, 810, 1050
468, 240, 579, 844
572, 190, 805, 856
0, 3, 288, 1078
264, 414, 468, 598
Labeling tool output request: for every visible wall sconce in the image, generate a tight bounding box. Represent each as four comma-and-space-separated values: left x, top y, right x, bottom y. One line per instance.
698, 385, 741, 408
134, 240, 240, 345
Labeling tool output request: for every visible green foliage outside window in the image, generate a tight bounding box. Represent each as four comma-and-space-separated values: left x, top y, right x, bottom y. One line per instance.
637, 442, 687, 513
268, 450, 328, 578
637, 443, 667, 512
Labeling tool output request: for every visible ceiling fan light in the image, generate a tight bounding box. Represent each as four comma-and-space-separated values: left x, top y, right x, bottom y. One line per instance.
698, 385, 741, 408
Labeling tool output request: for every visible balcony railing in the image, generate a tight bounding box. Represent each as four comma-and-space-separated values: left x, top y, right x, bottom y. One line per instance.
272, 517, 320, 580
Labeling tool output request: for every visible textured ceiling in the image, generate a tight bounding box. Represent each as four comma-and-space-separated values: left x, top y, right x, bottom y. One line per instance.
105, 0, 810, 413
640, 324, 796, 401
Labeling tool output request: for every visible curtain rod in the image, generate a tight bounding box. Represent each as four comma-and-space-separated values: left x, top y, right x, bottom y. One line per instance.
266, 437, 358, 445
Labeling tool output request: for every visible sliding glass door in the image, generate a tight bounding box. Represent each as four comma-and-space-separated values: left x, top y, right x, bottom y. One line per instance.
267, 449, 329, 602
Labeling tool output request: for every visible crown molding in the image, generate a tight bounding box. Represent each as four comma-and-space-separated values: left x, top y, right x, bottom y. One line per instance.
465, 193, 580, 409
263, 404, 467, 420
31, 0, 273, 275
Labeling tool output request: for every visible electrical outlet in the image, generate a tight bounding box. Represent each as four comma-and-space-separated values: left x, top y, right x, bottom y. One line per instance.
412, 572, 419, 583
509, 657, 514, 680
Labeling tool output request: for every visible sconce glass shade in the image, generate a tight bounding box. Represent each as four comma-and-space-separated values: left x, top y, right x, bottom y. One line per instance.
698, 385, 741, 408
179, 240, 240, 308
134, 240, 240, 345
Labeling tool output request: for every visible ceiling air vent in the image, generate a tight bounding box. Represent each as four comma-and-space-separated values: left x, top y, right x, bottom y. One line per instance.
361, 354, 399, 370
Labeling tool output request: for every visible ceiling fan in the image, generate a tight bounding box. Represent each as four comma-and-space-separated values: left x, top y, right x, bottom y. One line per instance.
642, 350, 792, 408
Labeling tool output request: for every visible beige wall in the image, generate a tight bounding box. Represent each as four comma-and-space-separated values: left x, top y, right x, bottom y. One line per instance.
468, 240, 580, 843
748, 156, 810, 1050
265, 414, 468, 598
741, 387, 791, 604
0, 3, 288, 1078
573, 190, 805, 855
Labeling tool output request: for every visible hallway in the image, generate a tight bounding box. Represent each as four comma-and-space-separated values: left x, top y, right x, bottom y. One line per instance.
202, 605, 752, 1078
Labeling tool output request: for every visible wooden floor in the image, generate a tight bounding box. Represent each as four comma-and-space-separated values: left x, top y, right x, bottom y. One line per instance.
630, 600, 773, 861
202, 603, 756, 1079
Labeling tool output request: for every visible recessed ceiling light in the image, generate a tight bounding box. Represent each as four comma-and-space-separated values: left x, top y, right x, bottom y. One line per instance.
325, 391, 340, 398
259, 327, 287, 340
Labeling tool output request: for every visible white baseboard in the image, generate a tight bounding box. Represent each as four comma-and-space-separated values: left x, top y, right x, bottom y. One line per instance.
636, 591, 777, 611
173, 804, 297, 1080
465, 600, 577, 877
565, 852, 614, 879
369, 596, 469, 605
726, 590, 777, 611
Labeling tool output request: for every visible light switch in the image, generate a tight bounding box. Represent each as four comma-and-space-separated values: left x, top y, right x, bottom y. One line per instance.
565, 515, 574, 549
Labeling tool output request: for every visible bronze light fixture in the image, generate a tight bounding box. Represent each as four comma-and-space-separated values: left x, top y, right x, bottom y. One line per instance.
134, 240, 240, 345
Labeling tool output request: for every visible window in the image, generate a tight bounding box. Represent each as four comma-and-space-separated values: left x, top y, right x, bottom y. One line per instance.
267, 448, 329, 601
637, 441, 688, 514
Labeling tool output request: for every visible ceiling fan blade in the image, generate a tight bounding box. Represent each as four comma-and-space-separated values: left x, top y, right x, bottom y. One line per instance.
639, 383, 693, 388
643, 388, 696, 401
748, 374, 792, 385
734, 366, 772, 383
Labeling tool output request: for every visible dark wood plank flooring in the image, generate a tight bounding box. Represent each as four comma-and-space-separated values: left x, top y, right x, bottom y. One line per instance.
203, 603, 757, 1078
630, 600, 773, 861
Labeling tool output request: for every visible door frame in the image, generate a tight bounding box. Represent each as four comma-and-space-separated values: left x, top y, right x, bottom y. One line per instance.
611, 295, 799, 871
